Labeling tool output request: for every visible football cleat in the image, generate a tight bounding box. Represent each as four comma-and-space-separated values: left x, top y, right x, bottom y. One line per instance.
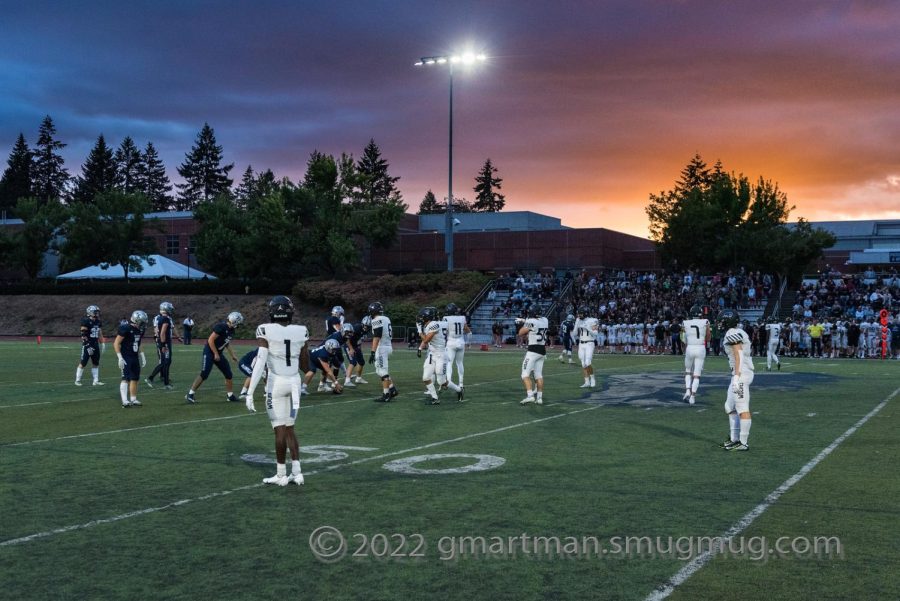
728, 443, 750, 452
682, 390, 691, 401
720, 439, 740, 449
590, 377, 596, 387
375, 394, 391, 403
536, 398, 543, 405
239, 392, 247, 399
74, 381, 83, 386
343, 380, 356, 388
163, 385, 174, 390
144, 378, 154, 388
226, 394, 239, 403
92, 381, 105, 386
185, 393, 196, 404
263, 474, 290, 486
558, 354, 565, 363
777, 362, 781, 371
290, 473, 305, 485
131, 399, 142, 407
429, 396, 441, 405
580, 382, 591, 388
688, 395, 695, 405
354, 377, 368, 384
520, 397, 536, 405
457, 387, 465, 402
121, 400, 132, 408
389, 388, 399, 398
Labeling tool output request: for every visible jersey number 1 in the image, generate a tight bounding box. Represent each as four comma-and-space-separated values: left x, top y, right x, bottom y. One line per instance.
284, 340, 292, 366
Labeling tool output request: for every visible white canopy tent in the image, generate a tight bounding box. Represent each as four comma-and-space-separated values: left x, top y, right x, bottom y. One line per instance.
56, 255, 216, 280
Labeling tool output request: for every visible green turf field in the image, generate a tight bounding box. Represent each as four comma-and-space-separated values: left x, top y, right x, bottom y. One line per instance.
1, 341, 898, 601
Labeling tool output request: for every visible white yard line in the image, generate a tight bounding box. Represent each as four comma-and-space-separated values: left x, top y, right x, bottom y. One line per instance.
0, 404, 600, 547
644, 384, 900, 601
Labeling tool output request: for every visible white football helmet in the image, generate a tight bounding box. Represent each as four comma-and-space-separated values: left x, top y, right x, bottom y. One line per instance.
331, 305, 344, 317
324, 338, 341, 353
227, 311, 244, 326
159, 301, 174, 315
130, 310, 149, 326
86, 305, 100, 318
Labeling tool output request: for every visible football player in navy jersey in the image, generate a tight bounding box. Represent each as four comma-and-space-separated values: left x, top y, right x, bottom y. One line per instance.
146, 301, 177, 389
114, 310, 148, 408
303, 339, 344, 393
75, 305, 105, 386
185, 312, 243, 404
316, 327, 350, 391
238, 348, 261, 399
341, 322, 368, 387
325, 306, 344, 336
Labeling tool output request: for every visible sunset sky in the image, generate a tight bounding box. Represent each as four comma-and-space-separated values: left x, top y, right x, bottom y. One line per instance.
1, 1, 898, 237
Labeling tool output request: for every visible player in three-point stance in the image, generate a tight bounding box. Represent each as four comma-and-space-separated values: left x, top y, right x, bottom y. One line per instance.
76, 304, 105, 386
369, 301, 399, 403
518, 307, 549, 405
719, 309, 754, 451
681, 304, 711, 405
246, 296, 310, 486
114, 310, 148, 408
574, 306, 599, 388
443, 303, 470, 394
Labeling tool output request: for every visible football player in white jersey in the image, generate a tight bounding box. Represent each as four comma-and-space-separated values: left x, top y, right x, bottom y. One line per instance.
718, 309, 754, 451
417, 307, 462, 404
246, 296, 311, 486
574, 306, 599, 387
518, 307, 549, 405
764, 318, 783, 371
443, 303, 471, 393
681, 305, 711, 405
368, 301, 398, 403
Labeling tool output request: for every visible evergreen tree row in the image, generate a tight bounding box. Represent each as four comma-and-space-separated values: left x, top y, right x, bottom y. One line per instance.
416, 157, 506, 214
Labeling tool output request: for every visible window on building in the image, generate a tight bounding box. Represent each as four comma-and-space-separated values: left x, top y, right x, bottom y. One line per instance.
166, 235, 180, 255
188, 236, 196, 255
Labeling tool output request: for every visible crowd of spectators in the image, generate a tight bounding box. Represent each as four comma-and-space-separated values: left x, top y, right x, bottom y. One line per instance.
792, 265, 898, 322
489, 271, 562, 319
562, 267, 774, 324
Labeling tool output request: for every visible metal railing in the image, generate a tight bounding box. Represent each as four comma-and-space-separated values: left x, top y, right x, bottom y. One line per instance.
464, 279, 496, 317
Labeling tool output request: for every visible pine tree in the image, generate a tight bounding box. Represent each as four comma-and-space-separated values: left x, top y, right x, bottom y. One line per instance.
31, 116, 69, 203
140, 142, 173, 211
73, 134, 117, 204
0, 133, 33, 216
472, 158, 505, 212
356, 139, 403, 206
417, 189, 444, 214
114, 136, 143, 194
176, 123, 234, 209
234, 165, 256, 209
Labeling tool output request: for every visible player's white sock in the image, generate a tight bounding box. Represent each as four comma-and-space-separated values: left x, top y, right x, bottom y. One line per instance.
739, 418, 751, 445
457, 363, 464, 387
291, 460, 301, 476
276, 463, 286, 477
120, 382, 128, 403
189, 388, 196, 395
589, 376, 596, 387
425, 382, 437, 397
691, 378, 700, 394
684, 374, 691, 391
76, 367, 84, 382
446, 380, 460, 392
730, 414, 740, 442
584, 377, 590, 385
526, 390, 534, 398
536, 391, 543, 401
91, 367, 99, 382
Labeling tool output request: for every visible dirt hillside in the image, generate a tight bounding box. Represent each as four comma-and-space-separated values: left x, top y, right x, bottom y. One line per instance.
0, 295, 339, 339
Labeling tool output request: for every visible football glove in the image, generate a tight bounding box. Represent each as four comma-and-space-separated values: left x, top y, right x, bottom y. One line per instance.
369, 351, 376, 363
731, 375, 742, 396
417, 348, 422, 358
117, 353, 126, 370
245, 394, 256, 413
140, 352, 147, 368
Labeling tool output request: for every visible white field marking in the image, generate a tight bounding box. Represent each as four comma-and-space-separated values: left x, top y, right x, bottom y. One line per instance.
0, 404, 600, 547
644, 384, 900, 601
807, 412, 817, 417
1, 363, 592, 444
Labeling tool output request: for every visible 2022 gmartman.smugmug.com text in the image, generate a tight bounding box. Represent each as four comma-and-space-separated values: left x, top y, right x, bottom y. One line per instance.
308, 526, 843, 563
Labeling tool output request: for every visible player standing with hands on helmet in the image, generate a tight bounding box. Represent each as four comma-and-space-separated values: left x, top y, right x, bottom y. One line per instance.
245, 296, 310, 486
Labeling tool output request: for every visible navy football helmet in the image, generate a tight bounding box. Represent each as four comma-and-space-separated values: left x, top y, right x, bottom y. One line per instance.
717, 309, 740, 330
368, 301, 384, 317
268, 296, 294, 322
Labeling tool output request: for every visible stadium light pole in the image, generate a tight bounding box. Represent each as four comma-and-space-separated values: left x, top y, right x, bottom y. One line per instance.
415, 52, 487, 272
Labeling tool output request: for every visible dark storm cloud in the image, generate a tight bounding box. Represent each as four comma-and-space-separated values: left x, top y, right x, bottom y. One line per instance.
1, 0, 898, 233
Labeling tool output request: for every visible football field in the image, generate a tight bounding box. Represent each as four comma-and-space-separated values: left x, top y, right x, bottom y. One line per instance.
1, 340, 898, 601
